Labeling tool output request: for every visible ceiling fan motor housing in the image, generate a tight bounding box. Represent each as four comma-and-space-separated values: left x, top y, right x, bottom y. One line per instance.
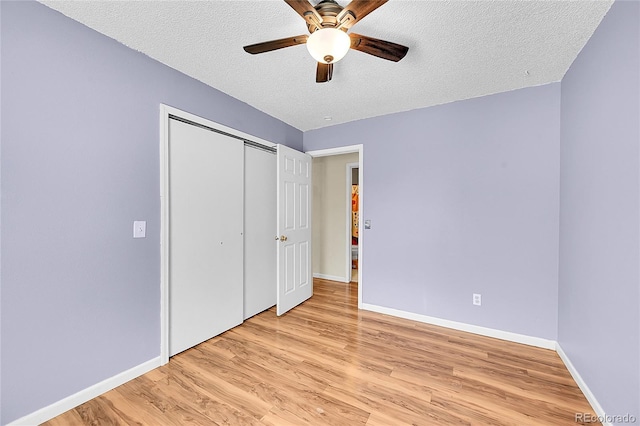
309, 0, 344, 32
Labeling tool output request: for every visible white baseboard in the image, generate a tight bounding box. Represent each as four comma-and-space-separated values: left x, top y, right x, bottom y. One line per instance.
360, 303, 556, 349
8, 356, 162, 426
313, 273, 350, 283
556, 343, 611, 426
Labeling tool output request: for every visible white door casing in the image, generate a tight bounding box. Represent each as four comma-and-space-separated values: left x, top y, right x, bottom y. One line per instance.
277, 144, 313, 315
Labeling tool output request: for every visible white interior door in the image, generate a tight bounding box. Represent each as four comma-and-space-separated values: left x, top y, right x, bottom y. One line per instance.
277, 144, 313, 315
168, 119, 244, 356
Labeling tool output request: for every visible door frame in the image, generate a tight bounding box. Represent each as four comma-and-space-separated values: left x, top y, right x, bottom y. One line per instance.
346, 162, 358, 282
306, 145, 364, 309
159, 104, 276, 365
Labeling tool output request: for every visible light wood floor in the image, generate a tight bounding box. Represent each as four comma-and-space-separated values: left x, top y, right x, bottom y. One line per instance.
46, 279, 598, 425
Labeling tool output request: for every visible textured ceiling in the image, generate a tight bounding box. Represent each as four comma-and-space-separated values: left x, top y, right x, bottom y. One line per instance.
40, 0, 613, 131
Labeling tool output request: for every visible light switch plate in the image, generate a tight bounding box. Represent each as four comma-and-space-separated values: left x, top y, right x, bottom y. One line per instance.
364, 220, 371, 230
133, 221, 146, 238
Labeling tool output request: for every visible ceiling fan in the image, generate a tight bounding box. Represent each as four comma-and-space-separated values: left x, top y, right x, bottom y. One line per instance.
243, 0, 409, 83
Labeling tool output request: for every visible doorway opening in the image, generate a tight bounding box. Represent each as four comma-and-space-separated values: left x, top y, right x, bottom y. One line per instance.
306, 145, 364, 309
348, 163, 359, 283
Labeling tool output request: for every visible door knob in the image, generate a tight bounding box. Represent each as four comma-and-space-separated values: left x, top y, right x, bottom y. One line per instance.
279, 235, 288, 242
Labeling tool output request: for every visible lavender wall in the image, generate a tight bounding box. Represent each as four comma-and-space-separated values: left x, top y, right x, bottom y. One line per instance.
559, 0, 639, 422
304, 84, 561, 340
0, 2, 302, 423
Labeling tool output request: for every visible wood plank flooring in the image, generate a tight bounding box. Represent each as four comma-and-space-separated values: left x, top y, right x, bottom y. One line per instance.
45, 279, 598, 425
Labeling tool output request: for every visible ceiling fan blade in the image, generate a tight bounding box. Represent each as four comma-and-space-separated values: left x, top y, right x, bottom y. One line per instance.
243, 35, 308, 54
316, 62, 333, 83
349, 33, 408, 62
284, 0, 323, 31
337, 0, 388, 30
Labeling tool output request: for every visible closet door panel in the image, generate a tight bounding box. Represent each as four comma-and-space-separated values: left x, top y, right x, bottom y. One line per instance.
244, 147, 277, 319
169, 119, 244, 357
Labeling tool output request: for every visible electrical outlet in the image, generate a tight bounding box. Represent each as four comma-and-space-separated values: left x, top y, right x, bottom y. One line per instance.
473, 293, 482, 306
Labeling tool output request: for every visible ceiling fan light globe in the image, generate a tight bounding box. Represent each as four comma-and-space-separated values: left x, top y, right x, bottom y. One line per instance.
306, 28, 350, 64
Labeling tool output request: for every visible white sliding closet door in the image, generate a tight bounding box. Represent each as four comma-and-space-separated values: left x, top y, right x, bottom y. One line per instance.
168, 119, 244, 357
244, 147, 277, 319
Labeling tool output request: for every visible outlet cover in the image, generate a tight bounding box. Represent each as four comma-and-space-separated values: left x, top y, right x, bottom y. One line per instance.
473, 293, 482, 306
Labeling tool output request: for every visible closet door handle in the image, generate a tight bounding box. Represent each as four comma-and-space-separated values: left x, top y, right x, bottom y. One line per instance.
278, 235, 288, 242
